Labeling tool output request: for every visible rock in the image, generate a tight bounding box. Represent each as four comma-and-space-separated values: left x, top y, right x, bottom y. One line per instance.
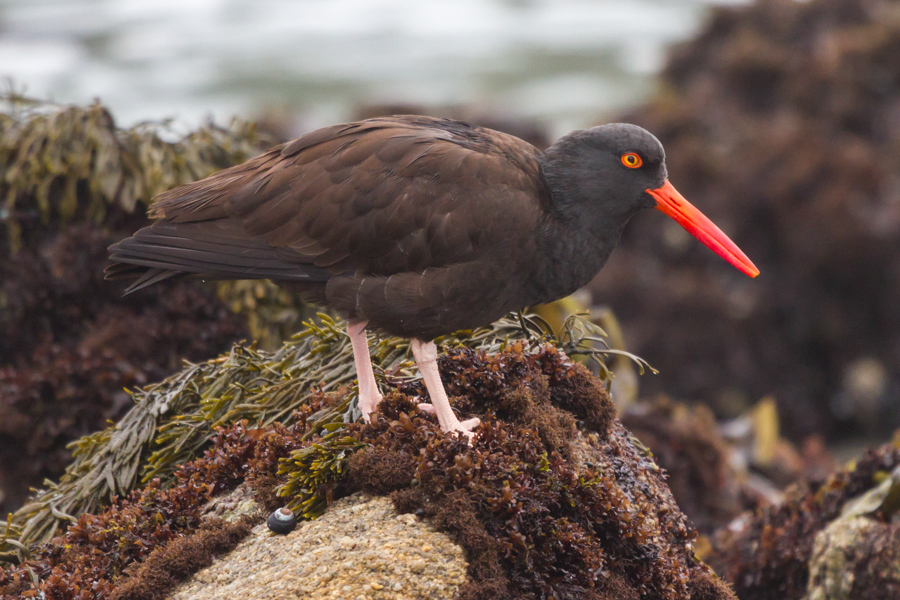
804, 516, 900, 600
1, 328, 737, 600
167, 493, 468, 600
710, 439, 900, 600
202, 483, 263, 522
620, 398, 747, 534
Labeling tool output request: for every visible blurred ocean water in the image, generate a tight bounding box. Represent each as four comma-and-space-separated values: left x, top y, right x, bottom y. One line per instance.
0, 0, 746, 136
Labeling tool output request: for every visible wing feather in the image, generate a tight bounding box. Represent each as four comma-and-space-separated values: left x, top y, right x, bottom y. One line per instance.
107, 116, 551, 311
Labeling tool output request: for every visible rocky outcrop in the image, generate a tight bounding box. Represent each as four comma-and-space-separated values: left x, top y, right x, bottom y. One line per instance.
710, 441, 900, 600
0, 330, 737, 600
169, 494, 468, 600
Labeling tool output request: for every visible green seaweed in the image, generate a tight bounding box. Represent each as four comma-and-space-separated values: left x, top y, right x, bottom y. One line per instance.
0, 312, 735, 600
0, 93, 266, 256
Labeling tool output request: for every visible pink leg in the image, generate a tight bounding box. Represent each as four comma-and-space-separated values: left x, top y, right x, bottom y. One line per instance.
410, 339, 480, 443
347, 320, 383, 423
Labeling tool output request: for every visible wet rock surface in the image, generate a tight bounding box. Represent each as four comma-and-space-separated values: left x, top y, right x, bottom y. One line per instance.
620, 399, 748, 535
804, 516, 900, 600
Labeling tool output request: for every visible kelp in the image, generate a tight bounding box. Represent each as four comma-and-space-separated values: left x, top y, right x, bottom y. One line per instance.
0, 95, 270, 511
0, 93, 265, 256
0, 332, 727, 600
0, 311, 629, 563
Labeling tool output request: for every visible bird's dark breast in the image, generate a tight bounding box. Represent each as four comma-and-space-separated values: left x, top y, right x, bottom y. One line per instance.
290, 256, 532, 340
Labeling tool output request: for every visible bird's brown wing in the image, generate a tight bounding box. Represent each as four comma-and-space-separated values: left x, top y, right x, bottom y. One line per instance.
108, 116, 550, 296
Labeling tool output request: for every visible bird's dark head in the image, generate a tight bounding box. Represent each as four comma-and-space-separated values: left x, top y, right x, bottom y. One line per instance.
541, 123, 759, 278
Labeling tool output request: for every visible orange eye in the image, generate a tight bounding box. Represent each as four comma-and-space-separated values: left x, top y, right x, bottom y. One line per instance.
621, 152, 642, 168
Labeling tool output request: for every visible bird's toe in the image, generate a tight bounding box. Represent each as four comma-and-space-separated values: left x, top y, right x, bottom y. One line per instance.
417, 405, 480, 445
358, 392, 384, 424
456, 417, 481, 445
458, 416, 481, 432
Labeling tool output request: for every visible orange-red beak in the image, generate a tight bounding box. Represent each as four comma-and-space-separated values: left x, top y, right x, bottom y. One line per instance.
647, 180, 759, 278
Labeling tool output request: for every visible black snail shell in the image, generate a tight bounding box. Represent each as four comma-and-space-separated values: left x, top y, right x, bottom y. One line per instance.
267, 507, 297, 535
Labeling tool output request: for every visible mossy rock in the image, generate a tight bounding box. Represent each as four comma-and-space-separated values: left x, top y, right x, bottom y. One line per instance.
0, 313, 734, 600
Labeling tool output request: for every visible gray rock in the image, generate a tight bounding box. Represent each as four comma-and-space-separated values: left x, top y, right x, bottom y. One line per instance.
167, 493, 468, 600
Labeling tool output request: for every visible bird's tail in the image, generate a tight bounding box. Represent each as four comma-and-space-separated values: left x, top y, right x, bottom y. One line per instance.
106, 219, 330, 294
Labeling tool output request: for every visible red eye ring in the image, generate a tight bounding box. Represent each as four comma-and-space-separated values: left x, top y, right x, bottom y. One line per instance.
621, 152, 642, 168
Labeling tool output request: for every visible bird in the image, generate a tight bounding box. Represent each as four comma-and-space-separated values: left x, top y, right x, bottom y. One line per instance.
107, 116, 758, 441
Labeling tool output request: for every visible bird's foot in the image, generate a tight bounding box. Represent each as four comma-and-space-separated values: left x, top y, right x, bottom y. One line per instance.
358, 390, 384, 424
417, 403, 481, 444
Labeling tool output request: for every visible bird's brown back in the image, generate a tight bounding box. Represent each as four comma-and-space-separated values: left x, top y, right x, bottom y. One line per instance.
108, 116, 554, 338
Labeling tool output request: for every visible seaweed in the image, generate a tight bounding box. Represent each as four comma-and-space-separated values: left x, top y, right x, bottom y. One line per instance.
0, 94, 264, 257
0, 312, 613, 562
337, 345, 732, 600
108, 516, 254, 600
0, 416, 311, 599
709, 437, 900, 600
0, 95, 274, 513
1, 319, 734, 600
620, 399, 746, 535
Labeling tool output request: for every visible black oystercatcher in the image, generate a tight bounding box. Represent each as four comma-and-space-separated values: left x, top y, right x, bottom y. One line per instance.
107, 116, 758, 440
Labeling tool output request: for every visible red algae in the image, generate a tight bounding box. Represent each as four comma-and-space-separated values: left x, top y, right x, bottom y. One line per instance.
2, 346, 735, 600
710, 440, 900, 600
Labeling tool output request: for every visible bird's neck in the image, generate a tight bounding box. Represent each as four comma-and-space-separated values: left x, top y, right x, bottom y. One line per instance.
527, 154, 639, 303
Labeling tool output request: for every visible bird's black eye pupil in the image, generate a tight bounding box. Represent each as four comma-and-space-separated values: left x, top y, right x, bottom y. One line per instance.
621, 152, 642, 168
